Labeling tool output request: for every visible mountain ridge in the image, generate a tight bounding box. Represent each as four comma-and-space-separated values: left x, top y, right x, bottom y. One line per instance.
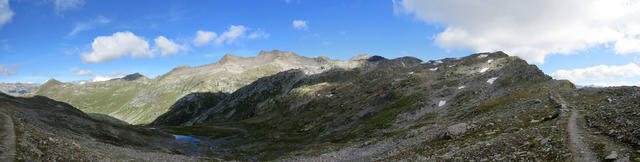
13, 51, 640, 161
35, 50, 367, 124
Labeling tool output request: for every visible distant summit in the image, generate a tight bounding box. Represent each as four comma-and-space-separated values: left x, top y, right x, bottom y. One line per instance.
118, 73, 147, 81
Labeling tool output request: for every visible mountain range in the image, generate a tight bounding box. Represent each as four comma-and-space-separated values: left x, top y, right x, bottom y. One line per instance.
1, 50, 638, 161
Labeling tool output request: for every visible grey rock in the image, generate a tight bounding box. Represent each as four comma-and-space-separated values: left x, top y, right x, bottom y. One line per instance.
444, 123, 469, 139
504, 127, 518, 133
605, 151, 618, 160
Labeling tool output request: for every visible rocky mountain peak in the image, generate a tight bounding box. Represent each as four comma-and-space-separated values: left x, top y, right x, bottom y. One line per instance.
258, 49, 294, 56
119, 73, 147, 81
43, 78, 63, 86
218, 53, 242, 64
350, 54, 372, 61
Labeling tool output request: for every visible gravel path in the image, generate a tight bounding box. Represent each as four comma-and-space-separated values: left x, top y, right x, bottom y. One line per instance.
0, 112, 16, 162
568, 109, 597, 161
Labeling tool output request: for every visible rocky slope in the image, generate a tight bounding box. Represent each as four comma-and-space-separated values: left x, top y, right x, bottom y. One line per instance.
0, 92, 211, 161
22, 50, 640, 161
149, 51, 638, 161
35, 50, 365, 124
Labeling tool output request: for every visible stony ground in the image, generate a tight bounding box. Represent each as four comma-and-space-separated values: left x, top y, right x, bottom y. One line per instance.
0, 93, 210, 161
0, 112, 16, 162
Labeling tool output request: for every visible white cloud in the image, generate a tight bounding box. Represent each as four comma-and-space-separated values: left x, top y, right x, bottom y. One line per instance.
68, 16, 110, 36
90, 75, 111, 82
54, 0, 85, 14
552, 63, 640, 81
292, 20, 308, 30
82, 31, 153, 63
0, 0, 13, 28
552, 63, 640, 86
248, 30, 270, 39
215, 25, 247, 44
0, 64, 17, 76
193, 30, 217, 46
394, 0, 640, 63
69, 67, 94, 76
581, 81, 640, 87
153, 36, 186, 57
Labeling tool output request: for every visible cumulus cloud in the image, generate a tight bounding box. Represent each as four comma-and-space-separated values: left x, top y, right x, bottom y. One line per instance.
551, 63, 640, 86
153, 36, 186, 57
292, 20, 308, 30
82, 31, 152, 63
69, 67, 94, 76
215, 25, 247, 44
193, 26, 268, 46
54, 0, 85, 14
248, 30, 270, 39
552, 63, 640, 81
394, 0, 640, 63
193, 30, 217, 46
0, 0, 13, 28
582, 81, 640, 87
68, 16, 110, 36
0, 64, 17, 76
90, 75, 111, 82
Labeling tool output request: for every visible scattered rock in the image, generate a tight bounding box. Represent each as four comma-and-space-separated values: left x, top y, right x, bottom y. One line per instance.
605, 151, 618, 160
530, 99, 542, 105
443, 123, 469, 139
504, 127, 518, 133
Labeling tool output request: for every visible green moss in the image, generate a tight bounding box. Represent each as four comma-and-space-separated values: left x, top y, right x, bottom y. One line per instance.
475, 92, 536, 114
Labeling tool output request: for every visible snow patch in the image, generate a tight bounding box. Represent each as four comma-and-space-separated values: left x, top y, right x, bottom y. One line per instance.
480, 68, 489, 73
458, 85, 466, 89
408, 72, 414, 75
487, 77, 498, 84
438, 100, 446, 107
478, 54, 488, 58
435, 60, 443, 64
430, 67, 438, 71
487, 59, 493, 63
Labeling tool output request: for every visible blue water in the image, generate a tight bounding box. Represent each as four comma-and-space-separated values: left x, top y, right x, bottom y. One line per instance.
173, 135, 201, 142
173, 135, 202, 154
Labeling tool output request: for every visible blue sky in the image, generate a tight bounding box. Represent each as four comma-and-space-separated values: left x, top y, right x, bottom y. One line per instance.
1, 0, 640, 87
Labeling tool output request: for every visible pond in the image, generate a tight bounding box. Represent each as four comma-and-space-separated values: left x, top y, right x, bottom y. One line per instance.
173, 135, 201, 142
